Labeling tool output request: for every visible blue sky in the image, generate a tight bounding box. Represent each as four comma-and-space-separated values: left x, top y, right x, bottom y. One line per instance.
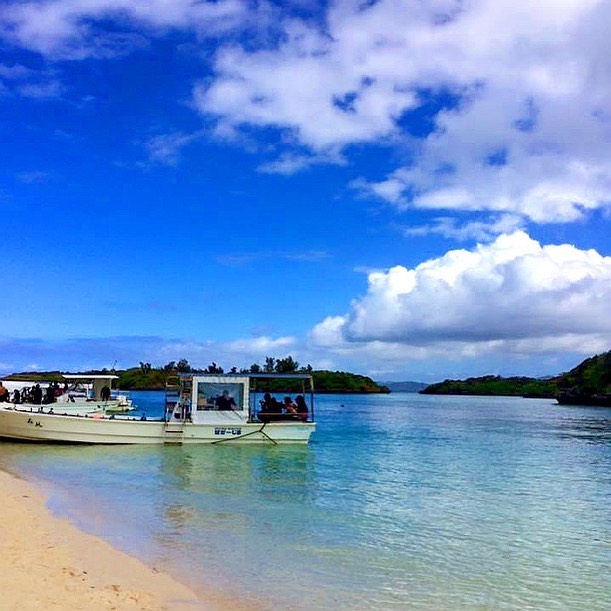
1, 0, 611, 382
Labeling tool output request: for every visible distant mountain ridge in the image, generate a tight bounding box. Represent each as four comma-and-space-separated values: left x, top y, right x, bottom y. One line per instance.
383, 381, 428, 392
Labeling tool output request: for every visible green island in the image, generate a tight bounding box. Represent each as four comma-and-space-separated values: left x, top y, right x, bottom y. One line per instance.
420, 349, 611, 405
3, 356, 390, 395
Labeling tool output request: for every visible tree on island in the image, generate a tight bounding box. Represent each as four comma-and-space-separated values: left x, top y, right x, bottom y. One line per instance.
38, 354, 388, 394
275, 356, 299, 373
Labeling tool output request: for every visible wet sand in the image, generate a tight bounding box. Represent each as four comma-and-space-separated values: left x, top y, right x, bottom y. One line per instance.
0, 468, 205, 610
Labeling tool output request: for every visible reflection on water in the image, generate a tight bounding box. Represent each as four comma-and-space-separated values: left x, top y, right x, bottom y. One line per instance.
0, 393, 610, 610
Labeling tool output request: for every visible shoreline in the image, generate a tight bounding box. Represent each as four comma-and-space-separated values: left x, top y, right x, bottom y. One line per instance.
0, 467, 206, 610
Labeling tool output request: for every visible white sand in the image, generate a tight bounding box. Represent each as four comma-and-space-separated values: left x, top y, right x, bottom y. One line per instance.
0, 468, 206, 610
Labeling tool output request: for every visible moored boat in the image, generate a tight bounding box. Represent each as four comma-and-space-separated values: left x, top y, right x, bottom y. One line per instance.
1, 374, 134, 415
0, 373, 316, 445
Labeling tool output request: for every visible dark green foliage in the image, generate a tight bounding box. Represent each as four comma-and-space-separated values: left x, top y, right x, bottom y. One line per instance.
275, 356, 299, 373
177, 359, 191, 373
205, 362, 224, 374
420, 375, 557, 397
312, 371, 389, 394
556, 352, 611, 394
117, 367, 169, 389
4, 371, 66, 383
5, 355, 388, 393
420, 349, 611, 398
248, 371, 389, 394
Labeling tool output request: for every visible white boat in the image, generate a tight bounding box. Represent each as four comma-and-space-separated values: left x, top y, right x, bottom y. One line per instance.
0, 373, 316, 445
2, 374, 134, 415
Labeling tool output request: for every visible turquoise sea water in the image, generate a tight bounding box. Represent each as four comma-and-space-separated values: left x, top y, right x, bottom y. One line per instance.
0, 392, 610, 609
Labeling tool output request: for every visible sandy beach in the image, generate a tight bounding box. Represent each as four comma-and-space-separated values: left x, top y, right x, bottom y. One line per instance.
0, 468, 205, 610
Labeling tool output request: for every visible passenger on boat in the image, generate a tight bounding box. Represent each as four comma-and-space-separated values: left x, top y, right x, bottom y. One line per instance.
12, 389, 21, 404
260, 393, 280, 412
258, 393, 283, 422
32, 384, 43, 405
295, 395, 309, 422
44, 384, 55, 404
283, 396, 298, 414
0, 382, 9, 402
215, 390, 237, 411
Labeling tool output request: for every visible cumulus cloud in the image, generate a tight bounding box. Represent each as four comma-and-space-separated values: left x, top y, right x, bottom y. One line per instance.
0, 0, 247, 59
193, 0, 611, 223
309, 232, 611, 358
5, 2, 611, 223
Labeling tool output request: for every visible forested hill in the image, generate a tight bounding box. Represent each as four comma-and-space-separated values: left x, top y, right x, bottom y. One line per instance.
312, 371, 390, 393
4, 362, 389, 394
420, 350, 611, 399
420, 375, 557, 397
117, 367, 390, 394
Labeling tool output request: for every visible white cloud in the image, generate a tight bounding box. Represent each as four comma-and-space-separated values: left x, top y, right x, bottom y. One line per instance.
309, 232, 611, 359
0, 62, 63, 99
192, 0, 611, 222
225, 335, 295, 354
5, 2, 611, 223
0, 334, 299, 375
0, 0, 247, 59
145, 130, 205, 165
403, 213, 525, 241
258, 149, 346, 175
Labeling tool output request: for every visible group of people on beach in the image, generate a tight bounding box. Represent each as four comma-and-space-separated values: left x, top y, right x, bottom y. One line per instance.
258, 393, 309, 422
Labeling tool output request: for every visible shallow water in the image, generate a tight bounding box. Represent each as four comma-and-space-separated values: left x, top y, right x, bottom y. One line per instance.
1, 392, 610, 609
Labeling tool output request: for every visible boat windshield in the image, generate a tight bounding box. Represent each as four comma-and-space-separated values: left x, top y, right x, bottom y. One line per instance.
196, 381, 245, 411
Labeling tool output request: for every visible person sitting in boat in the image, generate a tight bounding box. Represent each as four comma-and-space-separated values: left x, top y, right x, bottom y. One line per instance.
295, 395, 309, 422
283, 396, 298, 415
260, 392, 280, 412
12, 388, 21, 404
0, 382, 9, 403
215, 390, 237, 411
258, 393, 283, 422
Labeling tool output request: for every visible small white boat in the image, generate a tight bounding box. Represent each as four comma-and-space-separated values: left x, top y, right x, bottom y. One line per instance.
0, 374, 316, 445
2, 374, 134, 415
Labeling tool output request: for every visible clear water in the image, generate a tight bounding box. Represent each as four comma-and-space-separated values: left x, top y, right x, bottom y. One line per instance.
0, 392, 610, 609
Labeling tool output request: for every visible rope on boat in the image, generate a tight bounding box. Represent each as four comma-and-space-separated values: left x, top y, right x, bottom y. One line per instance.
210, 422, 277, 445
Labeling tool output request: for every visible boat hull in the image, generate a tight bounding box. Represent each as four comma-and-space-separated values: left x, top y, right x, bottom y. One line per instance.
5, 400, 131, 415
0, 408, 315, 445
